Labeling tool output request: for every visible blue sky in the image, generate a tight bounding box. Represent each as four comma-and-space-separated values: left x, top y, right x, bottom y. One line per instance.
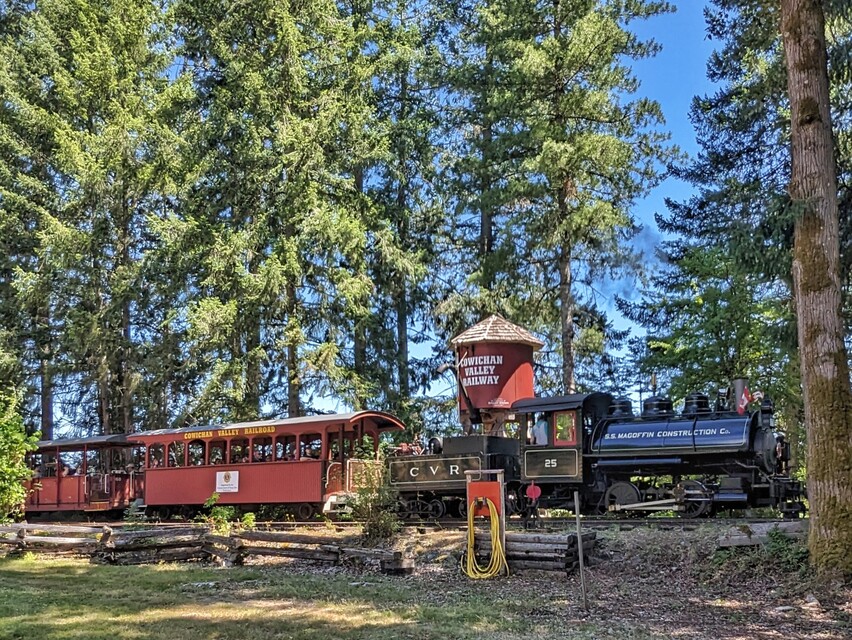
631, 1, 716, 239
602, 2, 717, 325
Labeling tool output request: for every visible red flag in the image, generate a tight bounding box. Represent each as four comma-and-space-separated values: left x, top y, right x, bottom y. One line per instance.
737, 386, 751, 415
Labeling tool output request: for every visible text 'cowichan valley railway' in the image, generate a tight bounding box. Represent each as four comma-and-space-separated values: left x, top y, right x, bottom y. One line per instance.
22, 315, 805, 521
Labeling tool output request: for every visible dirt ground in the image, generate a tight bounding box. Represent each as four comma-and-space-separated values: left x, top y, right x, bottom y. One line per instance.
387, 523, 852, 640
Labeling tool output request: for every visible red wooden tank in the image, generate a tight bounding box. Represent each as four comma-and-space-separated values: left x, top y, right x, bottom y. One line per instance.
450, 315, 542, 433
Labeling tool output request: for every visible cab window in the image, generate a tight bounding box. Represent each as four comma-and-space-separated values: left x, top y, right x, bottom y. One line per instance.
554, 411, 578, 447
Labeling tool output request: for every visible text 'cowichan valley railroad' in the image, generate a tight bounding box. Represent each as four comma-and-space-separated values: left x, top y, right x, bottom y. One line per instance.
459, 354, 504, 387
182, 426, 278, 440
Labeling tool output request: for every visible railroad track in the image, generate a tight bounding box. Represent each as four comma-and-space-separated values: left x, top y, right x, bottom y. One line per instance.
27, 516, 803, 532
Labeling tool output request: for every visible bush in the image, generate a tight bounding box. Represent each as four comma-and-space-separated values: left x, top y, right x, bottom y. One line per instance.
706, 527, 810, 588
0, 393, 38, 522
349, 465, 400, 542
195, 493, 237, 534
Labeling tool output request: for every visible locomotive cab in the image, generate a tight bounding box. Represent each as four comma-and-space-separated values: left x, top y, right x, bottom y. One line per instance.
511, 393, 612, 511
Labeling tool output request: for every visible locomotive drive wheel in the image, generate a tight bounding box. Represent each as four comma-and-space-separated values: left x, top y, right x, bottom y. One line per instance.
678, 480, 711, 518
428, 499, 446, 519
604, 481, 641, 514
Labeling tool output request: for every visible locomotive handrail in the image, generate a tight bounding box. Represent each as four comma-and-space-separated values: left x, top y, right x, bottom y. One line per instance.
589, 418, 605, 456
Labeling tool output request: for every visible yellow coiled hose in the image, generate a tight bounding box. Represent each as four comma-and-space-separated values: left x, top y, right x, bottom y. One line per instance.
464, 497, 509, 579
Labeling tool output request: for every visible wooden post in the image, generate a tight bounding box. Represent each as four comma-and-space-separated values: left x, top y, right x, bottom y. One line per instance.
574, 491, 588, 611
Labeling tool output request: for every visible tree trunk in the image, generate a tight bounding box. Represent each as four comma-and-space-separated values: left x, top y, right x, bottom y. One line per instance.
38, 326, 53, 440
352, 166, 367, 410
286, 282, 301, 418
120, 195, 133, 434
780, 0, 852, 579
479, 51, 495, 290
557, 241, 575, 394
395, 76, 410, 402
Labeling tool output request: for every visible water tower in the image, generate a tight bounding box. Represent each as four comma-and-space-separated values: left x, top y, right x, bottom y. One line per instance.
449, 315, 543, 435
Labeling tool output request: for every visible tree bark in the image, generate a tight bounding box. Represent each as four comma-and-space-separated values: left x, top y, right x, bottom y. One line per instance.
557, 238, 575, 394
553, 5, 575, 394
780, 0, 852, 579
395, 73, 411, 402
37, 304, 53, 440
352, 166, 367, 410
479, 50, 495, 290
286, 282, 301, 418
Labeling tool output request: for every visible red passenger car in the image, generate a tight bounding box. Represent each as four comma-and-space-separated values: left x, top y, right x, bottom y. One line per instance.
25, 411, 404, 519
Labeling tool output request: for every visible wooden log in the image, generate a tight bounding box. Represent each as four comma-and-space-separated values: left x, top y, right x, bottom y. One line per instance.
0, 536, 23, 546
237, 530, 351, 545
109, 547, 209, 566
21, 536, 99, 547
474, 531, 596, 545
203, 534, 243, 548
508, 560, 569, 571
109, 533, 207, 550
501, 532, 570, 544
477, 540, 570, 553
109, 527, 208, 541
717, 521, 808, 549
477, 538, 596, 555
202, 545, 243, 567
338, 547, 402, 561
1, 523, 106, 534
239, 545, 339, 563
380, 558, 415, 575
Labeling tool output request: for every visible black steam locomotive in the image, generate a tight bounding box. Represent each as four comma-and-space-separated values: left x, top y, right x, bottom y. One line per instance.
389, 388, 805, 518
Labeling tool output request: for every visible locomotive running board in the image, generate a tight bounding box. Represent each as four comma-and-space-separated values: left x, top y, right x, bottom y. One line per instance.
608, 498, 684, 512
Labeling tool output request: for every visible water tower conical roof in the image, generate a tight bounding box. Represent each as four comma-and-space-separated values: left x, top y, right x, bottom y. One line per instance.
450, 314, 544, 350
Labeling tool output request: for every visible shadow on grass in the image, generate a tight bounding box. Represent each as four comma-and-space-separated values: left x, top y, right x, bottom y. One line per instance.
5, 555, 846, 640
0, 557, 531, 640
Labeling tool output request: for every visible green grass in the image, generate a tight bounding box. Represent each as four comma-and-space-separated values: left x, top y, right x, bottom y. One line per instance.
0, 556, 663, 640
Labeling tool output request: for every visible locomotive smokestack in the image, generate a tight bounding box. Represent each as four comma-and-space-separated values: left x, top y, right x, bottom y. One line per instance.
732, 378, 748, 404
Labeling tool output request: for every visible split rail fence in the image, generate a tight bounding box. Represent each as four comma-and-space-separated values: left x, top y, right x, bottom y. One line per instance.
0, 524, 411, 574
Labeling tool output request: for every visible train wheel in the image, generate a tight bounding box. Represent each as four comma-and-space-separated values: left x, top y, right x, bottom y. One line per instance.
679, 480, 711, 518
428, 499, 446, 519
396, 499, 411, 520
604, 481, 641, 514
296, 503, 315, 521
457, 498, 467, 519
408, 499, 428, 519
